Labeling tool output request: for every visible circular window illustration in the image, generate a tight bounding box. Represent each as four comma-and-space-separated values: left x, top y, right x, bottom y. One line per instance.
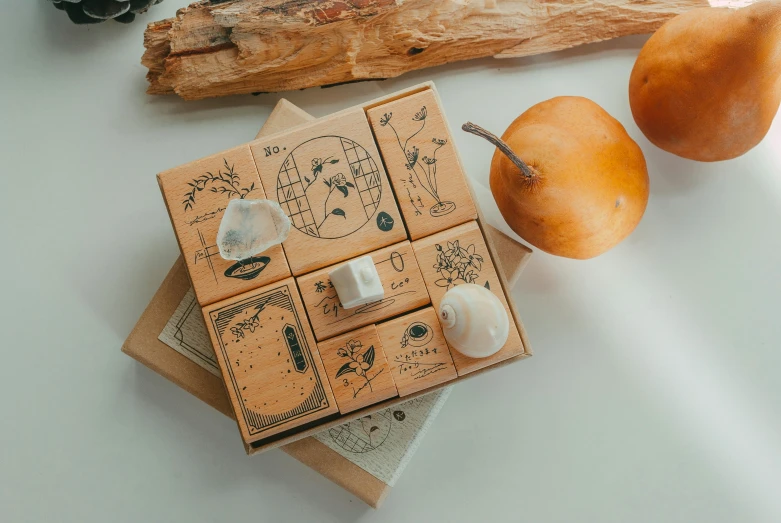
328, 409, 393, 453
276, 136, 382, 239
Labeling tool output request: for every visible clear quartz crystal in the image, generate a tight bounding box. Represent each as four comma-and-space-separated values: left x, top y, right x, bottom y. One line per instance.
217, 199, 291, 261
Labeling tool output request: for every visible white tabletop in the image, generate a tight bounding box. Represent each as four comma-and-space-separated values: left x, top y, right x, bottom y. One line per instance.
2, 3, 780, 522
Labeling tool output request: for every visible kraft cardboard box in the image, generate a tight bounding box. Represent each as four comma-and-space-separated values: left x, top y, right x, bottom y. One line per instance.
122, 98, 532, 508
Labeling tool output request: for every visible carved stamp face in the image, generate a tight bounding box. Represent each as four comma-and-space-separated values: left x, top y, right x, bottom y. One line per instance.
276, 136, 383, 240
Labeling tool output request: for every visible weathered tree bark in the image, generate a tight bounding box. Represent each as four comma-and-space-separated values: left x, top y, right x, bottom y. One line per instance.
143, 0, 711, 100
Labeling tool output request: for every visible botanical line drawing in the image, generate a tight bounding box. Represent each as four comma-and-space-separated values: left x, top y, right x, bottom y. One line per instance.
433, 240, 488, 290
276, 136, 382, 239
335, 339, 385, 398
230, 297, 270, 342
379, 107, 455, 217
183, 159, 256, 211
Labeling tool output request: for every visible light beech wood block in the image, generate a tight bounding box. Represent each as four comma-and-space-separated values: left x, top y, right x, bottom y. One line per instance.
376, 307, 457, 397
412, 221, 524, 375
250, 108, 407, 275
202, 277, 338, 444
158, 145, 291, 306
297, 241, 430, 341
317, 325, 398, 414
367, 89, 477, 240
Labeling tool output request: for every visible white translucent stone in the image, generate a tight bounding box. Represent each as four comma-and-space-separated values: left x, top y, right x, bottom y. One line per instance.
438, 284, 509, 358
328, 256, 384, 309
217, 199, 291, 261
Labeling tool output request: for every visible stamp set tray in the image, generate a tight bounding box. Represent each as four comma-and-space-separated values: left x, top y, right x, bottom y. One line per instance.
156, 82, 531, 454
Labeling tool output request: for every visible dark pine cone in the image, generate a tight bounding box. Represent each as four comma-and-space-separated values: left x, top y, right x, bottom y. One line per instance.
50, 0, 165, 24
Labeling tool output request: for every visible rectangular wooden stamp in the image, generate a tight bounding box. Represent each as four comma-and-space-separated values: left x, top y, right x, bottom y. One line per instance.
250, 108, 407, 275
158, 145, 291, 306
201, 277, 338, 444
296, 240, 430, 341
366, 89, 477, 240
412, 221, 524, 375
317, 325, 398, 414
376, 307, 457, 396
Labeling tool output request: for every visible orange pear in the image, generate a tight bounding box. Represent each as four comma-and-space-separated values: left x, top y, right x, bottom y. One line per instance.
629, 1, 781, 161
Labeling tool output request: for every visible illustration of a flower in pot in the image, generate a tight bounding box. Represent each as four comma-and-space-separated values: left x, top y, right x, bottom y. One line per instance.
182, 160, 270, 280
335, 339, 378, 396
380, 108, 456, 217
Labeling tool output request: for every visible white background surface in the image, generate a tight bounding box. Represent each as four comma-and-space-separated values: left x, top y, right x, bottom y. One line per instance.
2, 2, 780, 522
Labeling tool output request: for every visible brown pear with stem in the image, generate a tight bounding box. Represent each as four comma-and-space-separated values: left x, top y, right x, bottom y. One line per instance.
463, 97, 649, 259
629, 1, 781, 161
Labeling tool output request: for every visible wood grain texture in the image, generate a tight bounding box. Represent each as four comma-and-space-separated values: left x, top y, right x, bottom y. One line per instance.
377, 307, 457, 397
251, 108, 406, 275
158, 145, 290, 306
367, 89, 477, 240
297, 240, 430, 341
142, 0, 711, 100
317, 325, 398, 414
412, 220, 524, 375
201, 277, 338, 444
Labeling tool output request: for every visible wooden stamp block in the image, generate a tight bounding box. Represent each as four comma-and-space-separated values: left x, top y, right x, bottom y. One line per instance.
201, 277, 338, 444
296, 241, 430, 341
317, 325, 398, 414
376, 307, 457, 396
412, 221, 524, 375
250, 108, 407, 275
366, 89, 477, 240
158, 145, 291, 306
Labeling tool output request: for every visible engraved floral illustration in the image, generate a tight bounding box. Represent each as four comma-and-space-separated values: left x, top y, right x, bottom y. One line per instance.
433, 240, 486, 290
379, 107, 455, 217
335, 339, 382, 397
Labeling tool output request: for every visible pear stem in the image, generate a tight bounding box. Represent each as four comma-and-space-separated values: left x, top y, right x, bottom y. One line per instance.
461, 122, 534, 179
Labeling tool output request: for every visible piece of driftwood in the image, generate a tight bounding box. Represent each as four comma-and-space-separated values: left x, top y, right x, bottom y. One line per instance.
143, 0, 710, 100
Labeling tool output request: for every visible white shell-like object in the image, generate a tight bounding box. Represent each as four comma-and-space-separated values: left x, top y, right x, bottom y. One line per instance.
438, 284, 509, 358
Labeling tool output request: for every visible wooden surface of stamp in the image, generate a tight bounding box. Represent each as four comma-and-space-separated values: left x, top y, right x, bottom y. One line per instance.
201, 277, 338, 443
367, 89, 477, 240
297, 241, 430, 341
376, 307, 457, 397
412, 221, 524, 375
250, 108, 407, 275
158, 145, 290, 306
318, 325, 398, 414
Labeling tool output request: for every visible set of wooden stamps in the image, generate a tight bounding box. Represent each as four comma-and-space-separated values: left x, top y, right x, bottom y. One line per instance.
158, 87, 525, 447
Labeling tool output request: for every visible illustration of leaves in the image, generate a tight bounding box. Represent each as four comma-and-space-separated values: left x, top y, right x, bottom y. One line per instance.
304, 176, 311, 184
369, 426, 379, 433
328, 159, 339, 165
335, 361, 356, 378
484, 281, 491, 290
346, 182, 355, 188
363, 345, 376, 368
331, 208, 346, 218
314, 164, 323, 175
323, 178, 331, 187
336, 185, 349, 198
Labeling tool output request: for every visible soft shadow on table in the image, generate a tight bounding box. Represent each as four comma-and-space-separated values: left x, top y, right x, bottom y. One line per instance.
125, 362, 373, 520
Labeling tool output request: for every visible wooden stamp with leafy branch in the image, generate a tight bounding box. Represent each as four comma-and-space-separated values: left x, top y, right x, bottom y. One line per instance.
182, 159, 257, 211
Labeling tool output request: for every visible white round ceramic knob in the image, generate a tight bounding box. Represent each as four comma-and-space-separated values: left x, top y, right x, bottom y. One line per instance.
438, 284, 509, 358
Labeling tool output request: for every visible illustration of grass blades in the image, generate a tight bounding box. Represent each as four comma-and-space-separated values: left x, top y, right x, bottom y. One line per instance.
379, 107, 456, 217
182, 159, 256, 211
335, 339, 379, 397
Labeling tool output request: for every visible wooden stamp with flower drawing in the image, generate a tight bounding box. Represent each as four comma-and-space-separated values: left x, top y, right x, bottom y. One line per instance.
317, 325, 398, 414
